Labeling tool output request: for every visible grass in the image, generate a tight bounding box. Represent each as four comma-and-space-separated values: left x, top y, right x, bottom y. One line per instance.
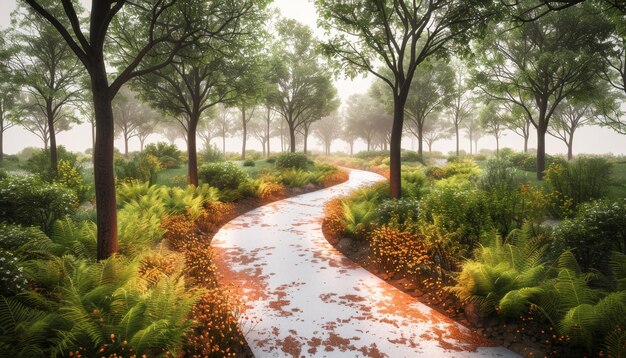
155, 167, 188, 187
240, 160, 275, 179
608, 161, 626, 199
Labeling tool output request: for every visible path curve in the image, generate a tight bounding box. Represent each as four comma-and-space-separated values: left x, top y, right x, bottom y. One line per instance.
212, 169, 517, 357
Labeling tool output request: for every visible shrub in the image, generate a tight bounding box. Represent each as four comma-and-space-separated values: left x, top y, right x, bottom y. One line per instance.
115, 153, 162, 184
0, 175, 77, 233
450, 225, 549, 317
342, 199, 378, 239
401, 168, 428, 198
478, 159, 523, 192
354, 150, 387, 160
265, 157, 276, 164
0, 223, 48, 251
0, 250, 28, 296
200, 144, 225, 164
199, 162, 249, 190
373, 198, 420, 230
23, 145, 78, 182
552, 199, 626, 274
545, 157, 613, 207
144, 141, 183, 169
275, 168, 319, 188
508, 152, 567, 172
243, 159, 255, 167
118, 205, 167, 256
275, 152, 309, 169
55, 159, 92, 203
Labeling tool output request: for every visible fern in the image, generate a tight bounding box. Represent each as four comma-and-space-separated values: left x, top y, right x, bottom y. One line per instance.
609, 251, 626, 291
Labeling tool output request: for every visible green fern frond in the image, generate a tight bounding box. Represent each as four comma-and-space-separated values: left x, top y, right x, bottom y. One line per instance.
609, 251, 626, 291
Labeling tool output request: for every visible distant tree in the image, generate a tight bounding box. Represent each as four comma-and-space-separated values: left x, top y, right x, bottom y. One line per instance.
407, 113, 452, 156
0, 30, 21, 162
215, 105, 236, 154
479, 102, 508, 157
503, 103, 533, 153
549, 99, 599, 160
465, 116, 483, 155
197, 110, 218, 151
346, 93, 391, 151
135, 115, 160, 151
11, 2, 83, 173
342, 119, 359, 156
267, 19, 337, 153
472, 6, 613, 178
314, 112, 342, 155
20, 95, 77, 150
113, 87, 155, 155
449, 59, 474, 156
316, 0, 494, 198
505, 0, 625, 22
261, 103, 277, 157
160, 121, 187, 146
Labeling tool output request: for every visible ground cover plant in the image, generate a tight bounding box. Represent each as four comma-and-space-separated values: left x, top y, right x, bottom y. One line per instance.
323, 152, 626, 357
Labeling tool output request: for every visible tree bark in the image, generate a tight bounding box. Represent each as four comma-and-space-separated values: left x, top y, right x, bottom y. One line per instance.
455, 123, 460, 156
288, 120, 296, 153
567, 136, 573, 161
187, 118, 199, 186
222, 135, 226, 154
417, 122, 424, 159
91, 69, 118, 261
47, 101, 58, 177
390, 95, 406, 199
303, 126, 309, 154
523, 133, 528, 153
124, 133, 129, 156
266, 107, 271, 158
536, 125, 547, 180
241, 107, 247, 160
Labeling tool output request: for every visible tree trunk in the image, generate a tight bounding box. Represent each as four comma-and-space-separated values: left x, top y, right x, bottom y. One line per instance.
536, 125, 547, 180
222, 135, 226, 154
496, 136, 500, 157
455, 123, 460, 156
91, 121, 96, 150
469, 132, 473, 155
390, 95, 406, 199
140, 137, 145, 151
303, 126, 309, 154
288, 120, 296, 153
349, 141, 354, 155
241, 107, 247, 160
417, 121, 424, 159
266, 107, 271, 158
523, 133, 529, 153
187, 118, 199, 186
47, 102, 58, 177
567, 137, 573, 161
91, 69, 118, 261
0, 110, 4, 163
124, 133, 129, 156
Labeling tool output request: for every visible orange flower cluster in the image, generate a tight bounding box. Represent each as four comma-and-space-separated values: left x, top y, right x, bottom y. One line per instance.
196, 202, 236, 234
162, 215, 199, 251
369, 225, 434, 282
258, 182, 286, 202
322, 170, 349, 188
184, 244, 218, 289
322, 198, 347, 241
184, 288, 247, 357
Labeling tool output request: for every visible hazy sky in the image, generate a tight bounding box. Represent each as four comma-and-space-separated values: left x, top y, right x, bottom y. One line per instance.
1, 0, 624, 157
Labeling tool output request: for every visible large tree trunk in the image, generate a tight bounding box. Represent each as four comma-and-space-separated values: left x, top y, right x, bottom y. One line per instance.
496, 136, 500, 157
417, 121, 424, 159
187, 117, 199, 186
567, 137, 573, 161
124, 132, 129, 156
523, 133, 529, 153
91, 121, 96, 150
390, 95, 406, 199
91, 69, 118, 261
47, 101, 58, 177
303, 126, 309, 154
536, 125, 547, 180
288, 120, 296, 153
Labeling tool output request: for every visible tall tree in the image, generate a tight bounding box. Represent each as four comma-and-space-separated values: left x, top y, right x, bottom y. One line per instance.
215, 105, 235, 154
197, 110, 218, 151
135, 0, 265, 185
0, 30, 21, 162
406, 113, 452, 155
464, 116, 483, 155
314, 112, 343, 156
267, 19, 337, 153
20, 94, 77, 150
472, 6, 613, 179
23, 0, 216, 259
112, 87, 154, 155
449, 59, 474, 156
316, 0, 493, 198
11, 2, 83, 174
479, 102, 508, 157
345, 93, 390, 151
548, 98, 597, 160
503, 103, 533, 152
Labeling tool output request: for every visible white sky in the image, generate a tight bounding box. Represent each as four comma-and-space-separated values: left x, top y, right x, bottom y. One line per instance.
0, 0, 624, 156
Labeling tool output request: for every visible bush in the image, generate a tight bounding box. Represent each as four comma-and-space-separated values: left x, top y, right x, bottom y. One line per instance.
144, 142, 183, 169
23, 146, 78, 182
545, 157, 613, 207
373, 198, 420, 230
0, 175, 77, 233
199, 162, 249, 190
55, 159, 92, 203
115, 153, 162, 184
275, 152, 309, 169
552, 199, 626, 274
507, 152, 567, 172
266, 157, 276, 164
243, 159, 255, 167
478, 159, 523, 192
200, 144, 224, 164
0, 250, 28, 296
0, 223, 48, 252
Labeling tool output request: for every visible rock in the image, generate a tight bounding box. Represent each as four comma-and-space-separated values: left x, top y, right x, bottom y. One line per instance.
338, 237, 353, 251
463, 302, 487, 327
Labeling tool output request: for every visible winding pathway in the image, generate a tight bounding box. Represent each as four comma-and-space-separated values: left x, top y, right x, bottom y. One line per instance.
212, 169, 518, 357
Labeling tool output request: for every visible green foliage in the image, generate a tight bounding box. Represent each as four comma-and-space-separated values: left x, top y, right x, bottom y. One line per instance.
0, 175, 77, 234
505, 151, 567, 173
265, 157, 276, 164
274, 168, 321, 188
275, 152, 309, 169
54, 159, 92, 203
342, 199, 377, 239
450, 224, 549, 316
144, 142, 183, 169
0, 224, 48, 252
545, 157, 613, 207
552, 199, 626, 274
374, 198, 420, 230
400, 168, 428, 199
23, 146, 78, 182
199, 162, 249, 190
115, 153, 162, 184
478, 159, 523, 192
200, 144, 225, 164
243, 159, 255, 167
0, 250, 28, 296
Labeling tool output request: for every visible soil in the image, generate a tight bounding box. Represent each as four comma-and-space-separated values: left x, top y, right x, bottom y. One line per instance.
320, 227, 589, 358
